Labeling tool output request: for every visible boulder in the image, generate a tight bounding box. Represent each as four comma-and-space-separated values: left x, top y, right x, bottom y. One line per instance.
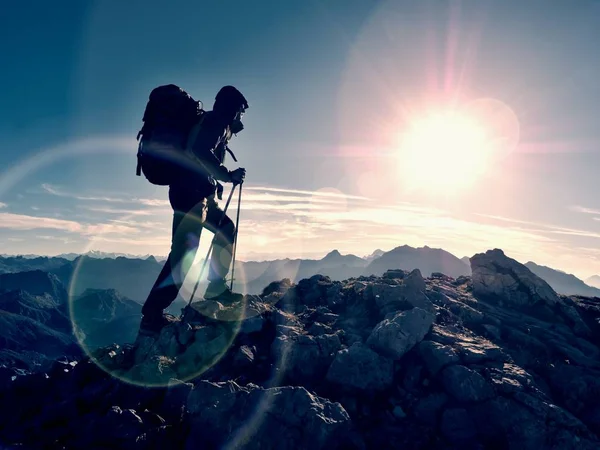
441, 365, 494, 403
367, 308, 435, 360
272, 333, 342, 384
418, 340, 460, 375
186, 381, 350, 450
471, 249, 563, 308
326, 342, 394, 392
440, 408, 476, 442
366, 269, 433, 316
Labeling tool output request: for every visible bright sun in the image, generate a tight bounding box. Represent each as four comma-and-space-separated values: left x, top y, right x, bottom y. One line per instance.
397, 111, 494, 192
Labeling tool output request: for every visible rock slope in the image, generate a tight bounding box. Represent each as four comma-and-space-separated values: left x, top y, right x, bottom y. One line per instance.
1, 249, 600, 449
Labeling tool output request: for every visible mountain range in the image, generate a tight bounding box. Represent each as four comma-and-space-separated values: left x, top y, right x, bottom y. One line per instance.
2, 245, 599, 300
524, 261, 600, 298
0, 270, 143, 372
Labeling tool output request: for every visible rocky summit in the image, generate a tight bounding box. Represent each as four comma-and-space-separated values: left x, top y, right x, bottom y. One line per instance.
1, 249, 600, 449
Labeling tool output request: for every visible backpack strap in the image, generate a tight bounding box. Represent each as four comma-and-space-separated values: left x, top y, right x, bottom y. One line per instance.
135, 141, 143, 176
225, 145, 238, 162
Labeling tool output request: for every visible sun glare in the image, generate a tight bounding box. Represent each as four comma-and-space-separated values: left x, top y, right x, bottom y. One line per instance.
397, 111, 494, 192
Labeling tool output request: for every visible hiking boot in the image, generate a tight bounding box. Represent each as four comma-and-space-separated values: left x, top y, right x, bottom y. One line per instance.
139, 312, 176, 334
204, 279, 243, 304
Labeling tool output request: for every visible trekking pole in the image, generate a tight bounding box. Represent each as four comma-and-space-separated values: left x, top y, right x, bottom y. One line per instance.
187, 185, 237, 308
230, 182, 242, 291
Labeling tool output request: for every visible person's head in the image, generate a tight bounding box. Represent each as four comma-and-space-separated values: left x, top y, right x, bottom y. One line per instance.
213, 85, 248, 133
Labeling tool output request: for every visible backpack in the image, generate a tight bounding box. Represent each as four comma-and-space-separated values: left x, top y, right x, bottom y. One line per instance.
136, 84, 205, 185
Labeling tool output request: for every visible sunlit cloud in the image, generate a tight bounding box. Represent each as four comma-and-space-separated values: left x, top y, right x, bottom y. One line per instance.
244, 186, 369, 200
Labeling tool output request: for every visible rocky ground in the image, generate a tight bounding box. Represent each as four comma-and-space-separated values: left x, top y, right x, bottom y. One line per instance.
1, 249, 600, 449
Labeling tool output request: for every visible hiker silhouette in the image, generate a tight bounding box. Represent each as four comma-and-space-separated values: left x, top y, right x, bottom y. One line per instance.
140, 85, 248, 332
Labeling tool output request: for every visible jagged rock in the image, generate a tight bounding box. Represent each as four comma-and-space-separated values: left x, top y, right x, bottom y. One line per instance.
308, 322, 332, 336
272, 333, 341, 384
382, 269, 407, 279
261, 278, 293, 297
418, 340, 460, 375
471, 395, 599, 450
441, 365, 494, 402
485, 363, 541, 396
326, 342, 394, 392
447, 301, 485, 325
103, 406, 144, 439
471, 249, 563, 308
233, 345, 255, 369
186, 381, 350, 450
482, 324, 502, 340
455, 337, 508, 364
431, 272, 454, 282
294, 275, 335, 309
367, 308, 435, 359
561, 303, 593, 338
413, 392, 449, 425
161, 379, 194, 420
240, 315, 266, 334
275, 324, 303, 337
440, 408, 476, 442
366, 269, 433, 316
313, 309, 339, 325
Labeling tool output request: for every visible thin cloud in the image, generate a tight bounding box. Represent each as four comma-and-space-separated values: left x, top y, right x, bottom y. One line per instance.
0, 213, 83, 232
475, 213, 600, 239
242, 192, 358, 205
82, 206, 159, 216
546, 228, 600, 239
41, 183, 169, 207
570, 205, 600, 215
0, 212, 138, 235
245, 186, 369, 200
473, 213, 541, 227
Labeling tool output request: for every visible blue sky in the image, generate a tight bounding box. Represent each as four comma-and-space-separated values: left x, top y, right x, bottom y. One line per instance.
2, 0, 600, 279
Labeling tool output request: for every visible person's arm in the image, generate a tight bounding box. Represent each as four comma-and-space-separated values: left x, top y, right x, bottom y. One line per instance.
188, 126, 232, 182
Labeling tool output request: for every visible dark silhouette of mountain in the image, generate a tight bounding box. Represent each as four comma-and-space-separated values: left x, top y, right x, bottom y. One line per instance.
0, 273, 74, 369
0, 270, 67, 303
0, 289, 70, 332
0, 310, 74, 358
364, 245, 471, 278
586, 275, 600, 289
237, 250, 368, 294
525, 261, 600, 297
0, 255, 70, 275
0, 274, 142, 372
5, 249, 598, 303
51, 256, 162, 303
71, 289, 142, 350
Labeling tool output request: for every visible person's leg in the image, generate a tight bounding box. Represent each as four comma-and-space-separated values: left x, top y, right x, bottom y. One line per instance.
203, 196, 238, 299
142, 191, 207, 320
